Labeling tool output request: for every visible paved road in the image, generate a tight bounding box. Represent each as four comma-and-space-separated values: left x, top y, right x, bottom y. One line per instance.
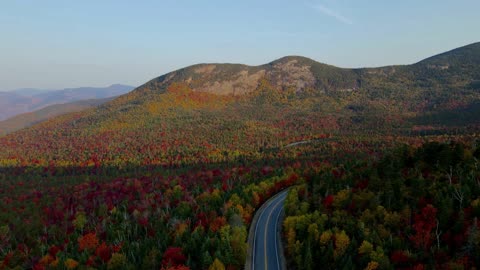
251, 190, 288, 270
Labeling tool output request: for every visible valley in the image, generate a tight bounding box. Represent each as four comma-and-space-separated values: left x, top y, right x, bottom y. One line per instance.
0, 43, 479, 269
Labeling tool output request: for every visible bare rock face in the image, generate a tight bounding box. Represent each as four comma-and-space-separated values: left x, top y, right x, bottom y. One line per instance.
192, 69, 267, 95
146, 64, 267, 96
139, 56, 323, 96
187, 59, 318, 95
193, 65, 217, 74
268, 59, 316, 91
134, 55, 366, 99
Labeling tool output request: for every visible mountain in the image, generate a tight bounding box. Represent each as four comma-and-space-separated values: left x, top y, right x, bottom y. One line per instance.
126, 55, 359, 98
118, 43, 479, 106
0, 97, 114, 135
0, 84, 134, 121
101, 42, 480, 130
1, 43, 480, 161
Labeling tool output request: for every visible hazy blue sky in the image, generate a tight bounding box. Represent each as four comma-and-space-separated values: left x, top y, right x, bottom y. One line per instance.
1, 0, 479, 90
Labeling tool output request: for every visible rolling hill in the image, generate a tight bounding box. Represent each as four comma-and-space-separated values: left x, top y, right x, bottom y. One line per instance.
0, 92, 34, 121
0, 84, 134, 121
0, 97, 115, 135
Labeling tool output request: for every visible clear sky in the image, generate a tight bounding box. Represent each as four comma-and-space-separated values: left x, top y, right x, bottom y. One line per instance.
1, 0, 479, 90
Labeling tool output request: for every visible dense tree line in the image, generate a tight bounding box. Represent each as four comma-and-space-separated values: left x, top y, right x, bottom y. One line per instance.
284, 141, 480, 269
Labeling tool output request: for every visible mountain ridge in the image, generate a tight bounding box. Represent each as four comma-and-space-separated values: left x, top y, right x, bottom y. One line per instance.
125, 42, 479, 99
103, 42, 478, 119
416, 42, 480, 65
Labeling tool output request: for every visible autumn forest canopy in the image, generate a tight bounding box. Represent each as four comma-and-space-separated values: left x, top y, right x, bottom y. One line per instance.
0, 43, 480, 269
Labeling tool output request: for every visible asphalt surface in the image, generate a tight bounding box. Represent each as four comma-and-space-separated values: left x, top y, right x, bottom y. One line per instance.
251, 190, 288, 270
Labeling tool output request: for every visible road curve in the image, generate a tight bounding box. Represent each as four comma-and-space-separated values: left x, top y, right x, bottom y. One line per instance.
248, 190, 288, 270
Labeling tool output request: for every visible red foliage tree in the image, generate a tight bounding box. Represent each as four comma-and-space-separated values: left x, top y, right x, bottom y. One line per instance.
410, 204, 438, 251
162, 247, 187, 267
323, 195, 334, 209
390, 250, 411, 266
95, 242, 112, 262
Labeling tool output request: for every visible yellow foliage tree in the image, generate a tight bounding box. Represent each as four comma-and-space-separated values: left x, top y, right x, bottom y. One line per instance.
319, 230, 332, 246
208, 258, 225, 270
287, 228, 297, 254
358, 240, 374, 256
333, 230, 350, 259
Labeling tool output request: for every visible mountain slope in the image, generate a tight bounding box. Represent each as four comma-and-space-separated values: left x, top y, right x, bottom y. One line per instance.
416, 42, 480, 68
407, 42, 480, 88
114, 43, 480, 112
1, 43, 480, 166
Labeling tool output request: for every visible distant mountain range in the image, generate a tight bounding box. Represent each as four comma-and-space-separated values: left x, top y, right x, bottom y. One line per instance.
8, 88, 52, 96
0, 84, 134, 121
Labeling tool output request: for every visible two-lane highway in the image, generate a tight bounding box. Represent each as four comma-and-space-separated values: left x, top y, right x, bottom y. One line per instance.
251, 190, 288, 270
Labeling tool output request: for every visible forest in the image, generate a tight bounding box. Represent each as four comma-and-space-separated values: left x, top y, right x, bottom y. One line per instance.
284, 140, 480, 269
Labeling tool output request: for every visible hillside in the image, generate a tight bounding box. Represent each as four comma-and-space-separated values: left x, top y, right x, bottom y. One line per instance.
0, 97, 114, 136
1, 43, 479, 165
96, 43, 480, 136
0, 84, 134, 121
112, 42, 479, 114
